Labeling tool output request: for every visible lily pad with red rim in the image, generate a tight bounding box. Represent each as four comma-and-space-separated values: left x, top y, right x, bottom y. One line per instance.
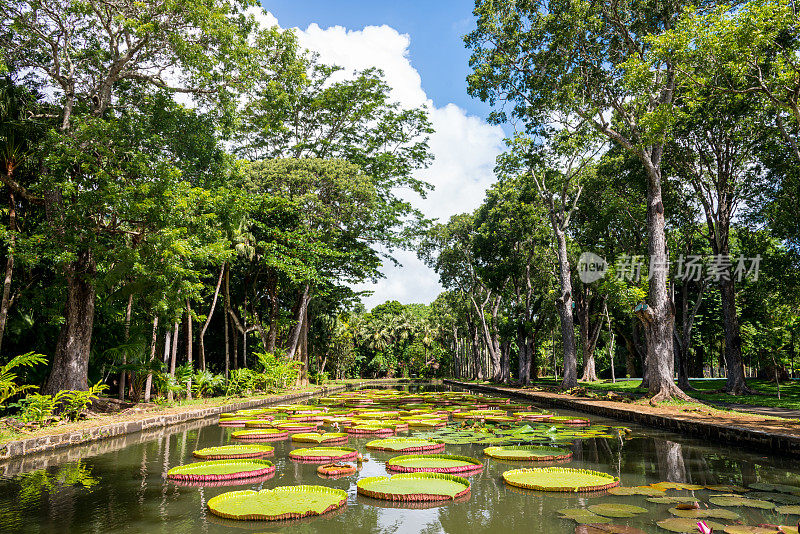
356, 473, 470, 502
386, 454, 483, 474
207, 485, 347, 521
167, 459, 275, 482
193, 444, 274, 460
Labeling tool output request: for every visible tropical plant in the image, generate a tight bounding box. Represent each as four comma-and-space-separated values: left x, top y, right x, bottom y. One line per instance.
11, 391, 65, 425
192, 370, 224, 398
60, 383, 109, 421
0, 352, 47, 409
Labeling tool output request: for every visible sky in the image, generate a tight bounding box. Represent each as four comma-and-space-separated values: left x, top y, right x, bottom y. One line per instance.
258, 1, 508, 309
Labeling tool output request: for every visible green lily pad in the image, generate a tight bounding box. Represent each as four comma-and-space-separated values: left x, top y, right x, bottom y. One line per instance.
386, 454, 483, 474
709, 495, 776, 509
207, 485, 347, 521
558, 509, 612, 524
288, 447, 357, 462
364, 438, 445, 453
657, 518, 725, 532
167, 459, 275, 482
193, 444, 274, 460
291, 432, 348, 444
650, 482, 705, 491
723, 527, 788, 534
356, 473, 470, 501
574, 525, 648, 534
668, 507, 740, 519
586, 503, 647, 518
776, 504, 800, 515
503, 467, 619, 492
647, 496, 703, 504
230, 428, 288, 441
749, 482, 800, 494
745, 491, 800, 505
608, 486, 665, 496
484, 445, 572, 461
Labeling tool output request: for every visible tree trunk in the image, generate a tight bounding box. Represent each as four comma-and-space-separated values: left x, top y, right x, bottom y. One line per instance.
467, 318, 483, 380
636, 165, 688, 402
554, 228, 578, 389
199, 264, 224, 372
224, 300, 230, 380
0, 191, 17, 355
167, 322, 178, 402
298, 302, 309, 385
44, 251, 97, 394
720, 276, 749, 394
118, 293, 133, 400
143, 316, 159, 402
186, 300, 193, 400
266, 273, 279, 353
578, 291, 605, 382
287, 285, 310, 359
517, 323, 531, 386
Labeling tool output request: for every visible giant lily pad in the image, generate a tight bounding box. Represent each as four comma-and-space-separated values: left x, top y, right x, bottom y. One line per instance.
657, 518, 725, 532
746, 491, 800, 505
167, 459, 275, 482
484, 445, 572, 462
502, 468, 619, 492
193, 444, 274, 460
647, 496, 703, 504
608, 486, 665, 496
386, 454, 483, 474
587, 504, 647, 518
207, 485, 346, 521
575, 525, 648, 534
558, 509, 612, 524
748, 482, 800, 494
365, 438, 445, 453
288, 447, 358, 463
650, 482, 705, 491
709, 495, 776, 509
776, 504, 800, 515
291, 432, 348, 444
668, 507, 741, 520
722, 527, 788, 534
346, 424, 396, 435
230, 428, 288, 441
356, 473, 470, 501
317, 463, 356, 478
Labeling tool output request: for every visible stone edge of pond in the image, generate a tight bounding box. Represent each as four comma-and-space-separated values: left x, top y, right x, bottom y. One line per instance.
445, 380, 800, 457
0, 379, 425, 462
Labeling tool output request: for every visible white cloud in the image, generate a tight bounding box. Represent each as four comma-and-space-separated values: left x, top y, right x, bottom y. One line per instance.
252, 8, 505, 309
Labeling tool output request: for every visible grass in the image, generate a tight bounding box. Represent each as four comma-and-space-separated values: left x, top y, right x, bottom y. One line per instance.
526, 377, 800, 411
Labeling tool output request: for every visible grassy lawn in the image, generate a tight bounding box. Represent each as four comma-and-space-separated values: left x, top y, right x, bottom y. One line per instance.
528, 377, 800, 411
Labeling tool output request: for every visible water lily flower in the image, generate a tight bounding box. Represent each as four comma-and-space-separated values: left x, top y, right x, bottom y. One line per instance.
697, 521, 712, 534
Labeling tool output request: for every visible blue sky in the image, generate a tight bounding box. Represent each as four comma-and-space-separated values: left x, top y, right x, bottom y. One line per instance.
262, 0, 495, 122
257, 2, 508, 309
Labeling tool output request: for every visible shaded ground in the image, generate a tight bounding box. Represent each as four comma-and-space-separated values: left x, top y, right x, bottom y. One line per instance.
451, 379, 800, 440
529, 377, 800, 412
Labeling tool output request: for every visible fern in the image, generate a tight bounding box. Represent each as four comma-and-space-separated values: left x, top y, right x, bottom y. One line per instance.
0, 352, 47, 408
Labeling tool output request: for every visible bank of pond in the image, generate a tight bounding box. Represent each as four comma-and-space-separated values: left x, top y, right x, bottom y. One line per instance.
1, 386, 800, 533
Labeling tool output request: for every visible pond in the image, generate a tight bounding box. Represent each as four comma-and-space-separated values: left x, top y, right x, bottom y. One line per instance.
0, 385, 798, 534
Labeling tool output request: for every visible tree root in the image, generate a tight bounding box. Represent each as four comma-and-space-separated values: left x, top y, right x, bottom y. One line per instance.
648, 384, 693, 406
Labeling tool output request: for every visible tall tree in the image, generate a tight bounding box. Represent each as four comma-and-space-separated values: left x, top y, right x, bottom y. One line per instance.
466, 0, 693, 400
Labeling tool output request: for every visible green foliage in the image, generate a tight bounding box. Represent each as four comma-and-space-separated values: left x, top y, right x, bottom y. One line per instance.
59, 382, 109, 421
10, 392, 62, 424
192, 370, 224, 398
0, 352, 47, 409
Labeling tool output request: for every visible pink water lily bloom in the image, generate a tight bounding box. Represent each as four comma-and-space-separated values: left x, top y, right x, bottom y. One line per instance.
697, 521, 712, 534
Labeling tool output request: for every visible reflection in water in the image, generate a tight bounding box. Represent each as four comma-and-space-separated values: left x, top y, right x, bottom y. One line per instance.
1, 389, 800, 533
0, 460, 98, 532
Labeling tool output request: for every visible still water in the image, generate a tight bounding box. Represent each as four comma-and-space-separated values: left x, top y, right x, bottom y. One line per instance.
0, 386, 798, 533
